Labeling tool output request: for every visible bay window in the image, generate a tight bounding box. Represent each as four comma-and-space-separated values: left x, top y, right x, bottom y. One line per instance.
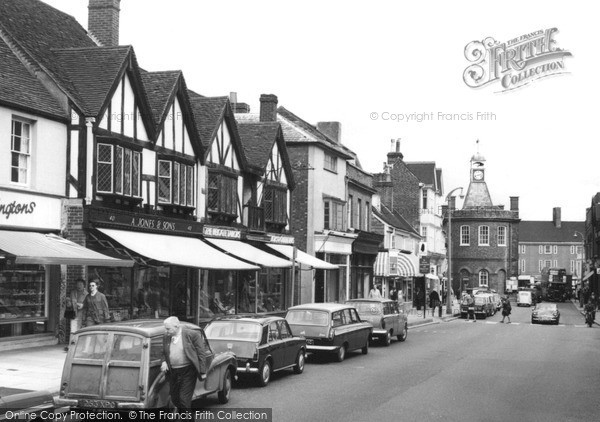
263, 185, 287, 227
207, 170, 238, 217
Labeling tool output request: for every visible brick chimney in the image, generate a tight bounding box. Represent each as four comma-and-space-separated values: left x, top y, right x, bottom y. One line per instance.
259, 94, 278, 122
88, 0, 121, 47
317, 122, 342, 144
230, 92, 250, 114
553, 207, 561, 228
387, 138, 403, 165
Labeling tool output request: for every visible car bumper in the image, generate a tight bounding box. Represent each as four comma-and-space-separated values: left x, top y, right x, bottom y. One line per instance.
306, 345, 338, 352
54, 398, 145, 409
371, 329, 388, 336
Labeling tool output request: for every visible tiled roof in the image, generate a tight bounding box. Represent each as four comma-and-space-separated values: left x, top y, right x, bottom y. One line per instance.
520, 221, 585, 243
277, 107, 353, 158
237, 123, 279, 170
406, 162, 436, 186
139, 70, 182, 127
53, 46, 132, 117
0, 37, 66, 119
373, 205, 420, 236
189, 96, 228, 149
0, 0, 96, 111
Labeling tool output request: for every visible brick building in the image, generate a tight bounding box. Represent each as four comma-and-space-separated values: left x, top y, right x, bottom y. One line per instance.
446, 153, 520, 295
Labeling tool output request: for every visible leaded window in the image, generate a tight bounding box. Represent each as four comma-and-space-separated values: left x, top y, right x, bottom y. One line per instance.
158, 159, 194, 207
207, 171, 238, 216
96, 143, 141, 197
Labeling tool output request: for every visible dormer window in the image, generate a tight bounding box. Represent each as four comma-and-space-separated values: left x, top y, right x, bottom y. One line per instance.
158, 159, 194, 208
96, 143, 141, 198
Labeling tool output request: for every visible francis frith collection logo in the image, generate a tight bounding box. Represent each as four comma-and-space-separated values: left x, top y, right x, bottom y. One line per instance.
463, 28, 572, 92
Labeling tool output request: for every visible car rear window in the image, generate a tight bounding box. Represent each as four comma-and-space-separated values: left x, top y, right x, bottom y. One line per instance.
204, 321, 261, 342
74, 333, 109, 360
286, 310, 329, 326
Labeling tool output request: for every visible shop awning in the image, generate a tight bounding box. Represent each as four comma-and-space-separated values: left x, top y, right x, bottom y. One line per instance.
98, 229, 258, 270
583, 270, 594, 281
266, 244, 338, 270
374, 251, 417, 277
0, 230, 133, 266
205, 239, 293, 268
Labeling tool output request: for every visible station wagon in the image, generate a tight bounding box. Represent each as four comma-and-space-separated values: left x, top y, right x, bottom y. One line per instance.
54, 320, 236, 409
345, 298, 407, 346
285, 303, 372, 362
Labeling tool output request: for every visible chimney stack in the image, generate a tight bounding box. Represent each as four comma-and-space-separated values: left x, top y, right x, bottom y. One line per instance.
88, 0, 121, 47
387, 138, 403, 165
510, 196, 519, 211
553, 207, 562, 228
259, 94, 278, 122
316, 122, 342, 144
230, 92, 250, 114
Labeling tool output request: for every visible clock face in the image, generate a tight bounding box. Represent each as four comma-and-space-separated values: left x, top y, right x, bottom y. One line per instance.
473, 170, 484, 180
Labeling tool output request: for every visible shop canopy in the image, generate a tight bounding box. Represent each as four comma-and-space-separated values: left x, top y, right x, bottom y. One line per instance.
266, 244, 338, 270
374, 251, 417, 277
98, 228, 258, 270
205, 239, 293, 268
0, 230, 133, 266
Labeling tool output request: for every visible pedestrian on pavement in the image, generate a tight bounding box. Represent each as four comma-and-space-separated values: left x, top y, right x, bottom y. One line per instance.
369, 284, 382, 299
500, 296, 511, 323
82, 279, 110, 327
161, 316, 214, 410
465, 293, 476, 322
429, 289, 440, 316
389, 286, 398, 302
69, 278, 88, 334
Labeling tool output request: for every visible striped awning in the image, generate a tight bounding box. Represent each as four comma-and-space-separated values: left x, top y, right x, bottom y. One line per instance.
374, 251, 417, 277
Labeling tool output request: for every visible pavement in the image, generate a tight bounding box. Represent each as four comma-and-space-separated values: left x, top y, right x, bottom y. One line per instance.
0, 303, 461, 397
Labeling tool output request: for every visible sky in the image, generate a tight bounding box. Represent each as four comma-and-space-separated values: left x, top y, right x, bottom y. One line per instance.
43, 0, 599, 222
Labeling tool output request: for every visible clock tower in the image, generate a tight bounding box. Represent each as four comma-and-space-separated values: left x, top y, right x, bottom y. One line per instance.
471, 153, 485, 182
463, 151, 493, 208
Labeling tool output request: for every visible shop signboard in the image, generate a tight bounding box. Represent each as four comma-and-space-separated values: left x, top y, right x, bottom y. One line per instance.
419, 256, 430, 275
0, 190, 62, 230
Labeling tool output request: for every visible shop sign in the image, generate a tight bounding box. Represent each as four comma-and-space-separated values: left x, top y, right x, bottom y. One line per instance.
88, 206, 202, 235
419, 257, 430, 274
269, 234, 294, 245
203, 226, 241, 239
0, 190, 61, 230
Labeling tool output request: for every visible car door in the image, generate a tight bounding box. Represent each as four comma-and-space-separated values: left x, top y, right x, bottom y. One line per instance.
277, 320, 297, 367
349, 308, 370, 348
267, 321, 285, 370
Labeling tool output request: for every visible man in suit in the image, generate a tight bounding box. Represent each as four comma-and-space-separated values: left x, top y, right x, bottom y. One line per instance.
161, 316, 214, 409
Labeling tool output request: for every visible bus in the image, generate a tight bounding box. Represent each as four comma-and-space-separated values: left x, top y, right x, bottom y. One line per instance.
541, 268, 571, 302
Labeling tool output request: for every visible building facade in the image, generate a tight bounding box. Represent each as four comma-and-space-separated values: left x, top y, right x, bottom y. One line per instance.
519, 207, 584, 286
446, 153, 520, 295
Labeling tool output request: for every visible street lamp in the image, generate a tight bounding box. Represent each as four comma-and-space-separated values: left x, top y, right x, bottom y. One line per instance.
446, 187, 464, 315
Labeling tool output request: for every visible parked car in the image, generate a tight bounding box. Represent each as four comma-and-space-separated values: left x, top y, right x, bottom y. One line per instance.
204, 316, 306, 387
54, 320, 237, 409
480, 292, 502, 311
1, 390, 65, 421
285, 303, 372, 362
531, 303, 560, 325
517, 290, 533, 307
345, 298, 407, 346
475, 293, 497, 316
473, 295, 494, 318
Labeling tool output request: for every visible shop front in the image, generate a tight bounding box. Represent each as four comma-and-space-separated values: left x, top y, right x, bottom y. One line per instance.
374, 249, 418, 302
350, 231, 382, 300
0, 193, 132, 347
314, 231, 357, 303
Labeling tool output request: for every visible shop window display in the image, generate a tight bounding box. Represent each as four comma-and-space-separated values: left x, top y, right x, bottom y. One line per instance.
0, 264, 48, 337
89, 267, 133, 321
135, 267, 170, 319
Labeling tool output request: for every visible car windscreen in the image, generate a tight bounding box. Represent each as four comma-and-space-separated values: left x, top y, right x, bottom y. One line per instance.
204, 321, 262, 342
536, 304, 556, 311
474, 297, 486, 305
347, 302, 382, 315
286, 310, 329, 326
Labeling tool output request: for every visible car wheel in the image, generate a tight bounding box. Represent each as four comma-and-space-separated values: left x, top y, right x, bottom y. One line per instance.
362, 339, 369, 354
531, 319, 535, 324
397, 323, 408, 342
335, 345, 346, 362
382, 331, 391, 347
293, 350, 305, 374
258, 360, 271, 387
218, 368, 232, 404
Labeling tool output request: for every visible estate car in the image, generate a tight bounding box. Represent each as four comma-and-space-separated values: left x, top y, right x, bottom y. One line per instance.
54, 320, 236, 409
345, 298, 407, 346
204, 316, 306, 387
285, 303, 372, 362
